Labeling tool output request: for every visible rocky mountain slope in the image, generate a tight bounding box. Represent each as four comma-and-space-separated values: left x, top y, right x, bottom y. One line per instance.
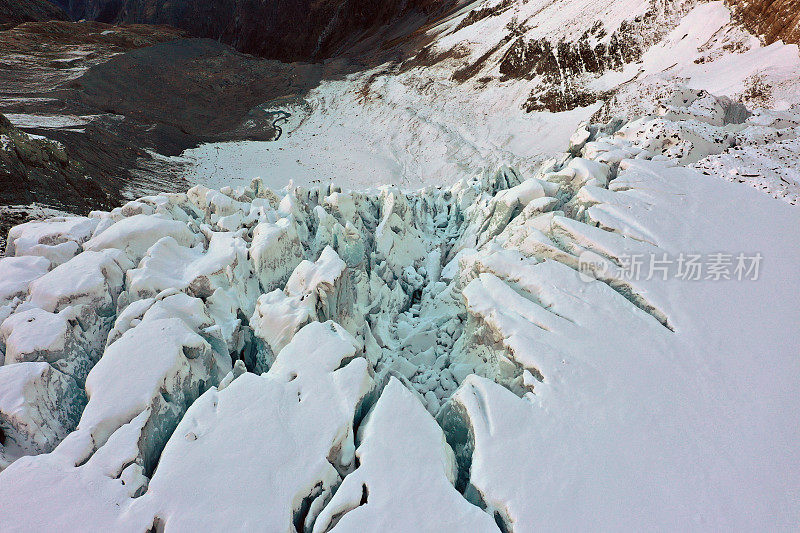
50, 0, 460, 62
0, 21, 353, 217
50, 0, 800, 61
0, 113, 93, 213
3, 0, 799, 217
726, 0, 800, 44
0, 21, 189, 212
0, 0, 68, 26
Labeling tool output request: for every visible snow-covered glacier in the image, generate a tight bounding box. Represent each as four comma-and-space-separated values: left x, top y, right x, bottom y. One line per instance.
1, 84, 799, 530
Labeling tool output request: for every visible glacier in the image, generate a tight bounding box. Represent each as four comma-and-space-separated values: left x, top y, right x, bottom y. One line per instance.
0, 81, 799, 530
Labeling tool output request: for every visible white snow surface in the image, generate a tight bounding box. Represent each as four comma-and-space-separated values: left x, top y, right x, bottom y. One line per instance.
177, 1, 800, 196
4, 114, 102, 130
313, 377, 498, 532
0, 0, 799, 530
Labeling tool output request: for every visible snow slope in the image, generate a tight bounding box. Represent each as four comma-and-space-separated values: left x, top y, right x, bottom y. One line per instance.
179, 1, 800, 199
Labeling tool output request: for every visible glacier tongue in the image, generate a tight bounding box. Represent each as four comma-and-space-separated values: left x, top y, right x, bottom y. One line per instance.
0, 92, 799, 529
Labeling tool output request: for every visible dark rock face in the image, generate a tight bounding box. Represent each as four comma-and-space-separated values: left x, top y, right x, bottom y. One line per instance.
54, 0, 457, 62
726, 0, 800, 45
0, 0, 68, 26
0, 21, 188, 213
0, 21, 357, 215
0, 113, 109, 212
497, 18, 647, 113
452, 0, 514, 33
492, 3, 690, 113
498, 21, 644, 82
67, 38, 334, 138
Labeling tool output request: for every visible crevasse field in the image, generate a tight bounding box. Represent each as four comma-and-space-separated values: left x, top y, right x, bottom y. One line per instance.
0, 0, 799, 530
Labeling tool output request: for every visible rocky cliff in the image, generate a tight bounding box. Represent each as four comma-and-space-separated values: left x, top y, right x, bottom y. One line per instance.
726, 0, 800, 45
0, 0, 68, 25
51, 0, 457, 62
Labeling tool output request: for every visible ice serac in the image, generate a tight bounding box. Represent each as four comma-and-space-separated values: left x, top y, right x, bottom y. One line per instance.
5, 216, 98, 266
125, 321, 374, 532
0, 256, 50, 302
374, 188, 429, 276
0, 362, 85, 469
0, 409, 158, 531
1, 249, 131, 383
28, 249, 128, 314
1, 309, 78, 379
313, 377, 497, 533
0, 294, 233, 530
83, 213, 195, 263
71, 313, 228, 474
126, 230, 258, 311
437, 113, 800, 529
251, 217, 304, 291
0, 255, 50, 324
251, 246, 350, 365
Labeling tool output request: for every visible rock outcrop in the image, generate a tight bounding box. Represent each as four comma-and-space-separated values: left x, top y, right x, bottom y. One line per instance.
0, 114, 103, 212
0, 0, 67, 26
726, 0, 800, 45
54, 0, 459, 62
